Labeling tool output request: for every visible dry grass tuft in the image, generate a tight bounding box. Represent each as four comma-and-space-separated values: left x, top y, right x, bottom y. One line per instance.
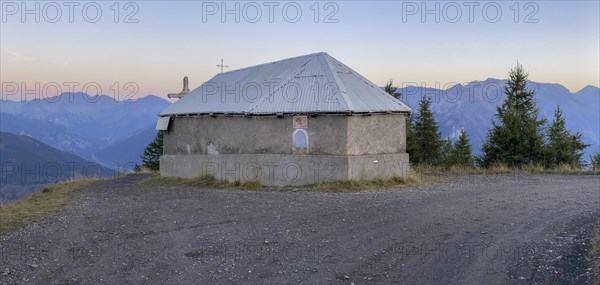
134, 166, 157, 174
240, 181, 262, 191
413, 163, 599, 176
144, 172, 426, 193
487, 163, 512, 174
142, 174, 263, 191
307, 170, 426, 193
0, 180, 96, 236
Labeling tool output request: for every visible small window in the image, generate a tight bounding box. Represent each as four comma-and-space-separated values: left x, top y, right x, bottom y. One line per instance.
293, 129, 309, 151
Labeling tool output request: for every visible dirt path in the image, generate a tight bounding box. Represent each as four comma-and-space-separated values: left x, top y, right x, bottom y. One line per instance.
1, 174, 599, 284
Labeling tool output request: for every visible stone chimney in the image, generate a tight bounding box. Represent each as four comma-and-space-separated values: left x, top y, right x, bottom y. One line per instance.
168, 76, 190, 99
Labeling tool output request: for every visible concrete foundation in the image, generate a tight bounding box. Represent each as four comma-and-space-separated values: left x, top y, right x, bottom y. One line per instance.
160, 153, 409, 186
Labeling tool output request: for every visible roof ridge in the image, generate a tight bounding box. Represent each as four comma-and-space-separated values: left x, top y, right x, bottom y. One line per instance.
327, 55, 411, 110
318, 53, 354, 111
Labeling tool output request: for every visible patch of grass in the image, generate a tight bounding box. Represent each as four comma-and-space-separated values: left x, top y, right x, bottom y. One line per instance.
0, 180, 95, 236
144, 172, 424, 193
142, 174, 263, 191
412, 164, 600, 176
133, 166, 158, 174
521, 163, 600, 175
308, 178, 402, 193
412, 164, 508, 175
486, 163, 513, 174
144, 167, 450, 193
308, 171, 425, 193
543, 164, 600, 175
240, 181, 262, 191
521, 163, 545, 174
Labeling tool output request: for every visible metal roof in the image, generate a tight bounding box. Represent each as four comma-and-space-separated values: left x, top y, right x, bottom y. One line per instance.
159, 52, 412, 116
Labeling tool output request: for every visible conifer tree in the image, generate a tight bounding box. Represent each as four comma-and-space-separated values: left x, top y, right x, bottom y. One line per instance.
452, 128, 474, 167
591, 150, 600, 171
413, 97, 443, 165
141, 131, 163, 171
440, 136, 453, 167
405, 115, 418, 162
544, 106, 588, 168
384, 78, 402, 99
480, 64, 546, 167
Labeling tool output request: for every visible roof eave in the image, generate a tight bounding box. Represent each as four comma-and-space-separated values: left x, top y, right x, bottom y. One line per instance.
159, 110, 411, 118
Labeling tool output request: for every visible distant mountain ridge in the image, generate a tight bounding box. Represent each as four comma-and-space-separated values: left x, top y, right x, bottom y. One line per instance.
398, 78, 600, 160
0, 132, 116, 202
94, 126, 158, 169
0, 93, 171, 167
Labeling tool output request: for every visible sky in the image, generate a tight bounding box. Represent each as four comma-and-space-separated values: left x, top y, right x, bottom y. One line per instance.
1, 1, 599, 101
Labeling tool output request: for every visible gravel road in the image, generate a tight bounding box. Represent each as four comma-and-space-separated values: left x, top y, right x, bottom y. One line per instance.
1, 174, 599, 284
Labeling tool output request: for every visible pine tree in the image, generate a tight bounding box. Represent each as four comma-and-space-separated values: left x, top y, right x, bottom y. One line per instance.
480, 64, 546, 167
544, 106, 588, 168
591, 150, 600, 171
569, 134, 588, 168
452, 128, 474, 167
141, 131, 163, 171
413, 97, 443, 165
384, 78, 402, 99
440, 136, 453, 167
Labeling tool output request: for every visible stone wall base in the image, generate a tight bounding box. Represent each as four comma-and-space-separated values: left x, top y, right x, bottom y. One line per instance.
160, 154, 409, 186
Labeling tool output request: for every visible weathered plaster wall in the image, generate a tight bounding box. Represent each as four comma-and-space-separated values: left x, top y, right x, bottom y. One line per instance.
163, 116, 349, 156
164, 114, 406, 157
346, 113, 407, 155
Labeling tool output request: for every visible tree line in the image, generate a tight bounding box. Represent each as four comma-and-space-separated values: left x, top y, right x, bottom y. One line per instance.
385, 65, 600, 170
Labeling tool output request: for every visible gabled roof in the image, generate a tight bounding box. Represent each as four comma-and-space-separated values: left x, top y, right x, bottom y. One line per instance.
159, 52, 411, 116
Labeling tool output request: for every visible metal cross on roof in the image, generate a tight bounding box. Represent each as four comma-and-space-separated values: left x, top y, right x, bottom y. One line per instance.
217, 59, 229, 73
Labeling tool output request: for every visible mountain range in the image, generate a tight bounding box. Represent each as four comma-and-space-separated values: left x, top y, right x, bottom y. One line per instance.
0, 78, 598, 175
0, 92, 170, 168
0, 132, 116, 202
